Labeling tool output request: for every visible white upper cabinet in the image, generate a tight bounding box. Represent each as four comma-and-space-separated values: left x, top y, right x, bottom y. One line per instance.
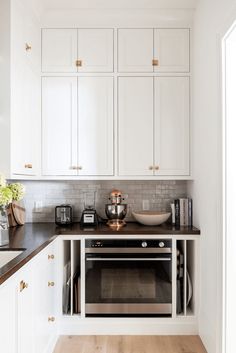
154, 29, 190, 72
154, 77, 190, 175
42, 77, 114, 176
77, 29, 113, 72
42, 28, 114, 73
118, 29, 153, 72
118, 28, 189, 73
118, 77, 154, 176
11, 64, 40, 176
78, 77, 114, 175
118, 77, 190, 176
10, 0, 40, 177
42, 29, 78, 73
42, 77, 78, 176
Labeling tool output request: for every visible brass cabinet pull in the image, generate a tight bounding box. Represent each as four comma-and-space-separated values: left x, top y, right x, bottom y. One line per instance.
155, 166, 160, 170
76, 60, 82, 67
25, 43, 32, 51
48, 281, 55, 287
48, 254, 55, 260
20, 280, 28, 292
152, 59, 159, 66
24, 163, 33, 169
149, 166, 154, 170
70, 166, 82, 170
48, 317, 55, 322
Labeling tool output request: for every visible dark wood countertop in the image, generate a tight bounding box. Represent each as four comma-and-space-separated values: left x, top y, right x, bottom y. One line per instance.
0, 222, 200, 285
57, 222, 200, 235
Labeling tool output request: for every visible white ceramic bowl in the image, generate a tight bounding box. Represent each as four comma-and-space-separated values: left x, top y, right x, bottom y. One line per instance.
132, 211, 171, 226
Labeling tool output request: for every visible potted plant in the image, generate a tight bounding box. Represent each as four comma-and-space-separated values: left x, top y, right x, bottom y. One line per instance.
0, 175, 25, 237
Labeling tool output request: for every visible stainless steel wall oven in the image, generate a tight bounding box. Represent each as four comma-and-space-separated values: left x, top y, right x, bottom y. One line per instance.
85, 239, 172, 317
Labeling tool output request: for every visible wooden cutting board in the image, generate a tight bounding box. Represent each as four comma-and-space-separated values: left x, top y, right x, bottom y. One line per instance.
7, 201, 26, 226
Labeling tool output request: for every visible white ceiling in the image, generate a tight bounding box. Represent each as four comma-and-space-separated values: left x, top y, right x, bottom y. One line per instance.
41, 0, 198, 10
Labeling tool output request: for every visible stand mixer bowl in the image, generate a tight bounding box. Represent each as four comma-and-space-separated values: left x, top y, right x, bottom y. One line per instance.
105, 204, 127, 220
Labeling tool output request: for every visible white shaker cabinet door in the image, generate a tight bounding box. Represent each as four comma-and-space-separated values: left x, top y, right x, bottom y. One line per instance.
78, 77, 114, 175
42, 77, 78, 176
17, 268, 34, 353
0, 280, 17, 353
42, 29, 77, 72
11, 64, 40, 176
77, 29, 113, 72
154, 77, 190, 175
118, 77, 154, 176
154, 29, 190, 72
118, 29, 153, 72
33, 244, 56, 353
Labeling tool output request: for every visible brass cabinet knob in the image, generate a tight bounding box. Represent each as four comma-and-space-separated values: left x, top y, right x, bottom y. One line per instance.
155, 166, 160, 170
24, 163, 33, 169
152, 59, 159, 66
25, 43, 32, 51
48, 281, 55, 287
48, 254, 55, 260
78, 166, 82, 170
20, 280, 28, 292
48, 317, 55, 322
76, 59, 82, 67
149, 166, 154, 170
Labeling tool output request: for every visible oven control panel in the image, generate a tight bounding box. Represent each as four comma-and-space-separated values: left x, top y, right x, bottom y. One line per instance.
86, 239, 172, 249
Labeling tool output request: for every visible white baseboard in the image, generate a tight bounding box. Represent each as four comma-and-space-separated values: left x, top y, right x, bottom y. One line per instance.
58, 317, 198, 336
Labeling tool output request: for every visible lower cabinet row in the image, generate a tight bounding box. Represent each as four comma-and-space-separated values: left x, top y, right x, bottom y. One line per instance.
0, 242, 56, 353
0, 236, 197, 353
12, 76, 190, 178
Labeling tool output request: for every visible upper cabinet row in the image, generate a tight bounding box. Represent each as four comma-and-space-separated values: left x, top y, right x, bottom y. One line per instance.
42, 28, 190, 73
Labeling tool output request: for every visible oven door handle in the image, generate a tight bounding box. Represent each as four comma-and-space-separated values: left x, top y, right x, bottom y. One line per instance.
86, 257, 171, 261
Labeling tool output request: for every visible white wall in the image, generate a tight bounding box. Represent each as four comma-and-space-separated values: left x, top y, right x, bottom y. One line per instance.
224, 23, 236, 353
41, 8, 194, 28
188, 1, 236, 352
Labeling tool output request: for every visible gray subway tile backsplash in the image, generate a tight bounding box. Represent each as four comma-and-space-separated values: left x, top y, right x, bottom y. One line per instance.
20, 180, 187, 223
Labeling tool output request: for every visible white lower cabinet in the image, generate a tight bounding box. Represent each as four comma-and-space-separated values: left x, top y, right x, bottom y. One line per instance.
17, 266, 34, 353
0, 242, 56, 353
42, 76, 114, 176
118, 76, 190, 176
33, 243, 56, 353
0, 277, 17, 353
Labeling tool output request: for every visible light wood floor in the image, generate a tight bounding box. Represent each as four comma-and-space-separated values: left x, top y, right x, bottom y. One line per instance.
53, 335, 207, 353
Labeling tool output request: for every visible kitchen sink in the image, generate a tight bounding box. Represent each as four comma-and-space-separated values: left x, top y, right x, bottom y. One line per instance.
0, 250, 24, 268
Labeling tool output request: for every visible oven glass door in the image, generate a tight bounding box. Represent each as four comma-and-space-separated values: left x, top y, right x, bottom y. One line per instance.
85, 253, 172, 316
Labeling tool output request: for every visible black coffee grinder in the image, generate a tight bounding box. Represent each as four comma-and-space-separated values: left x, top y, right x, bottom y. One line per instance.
80, 191, 98, 227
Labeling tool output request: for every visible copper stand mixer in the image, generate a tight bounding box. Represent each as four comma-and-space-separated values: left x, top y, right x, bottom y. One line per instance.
105, 190, 127, 230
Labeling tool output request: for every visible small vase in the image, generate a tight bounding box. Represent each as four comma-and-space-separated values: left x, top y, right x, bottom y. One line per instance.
0, 206, 9, 246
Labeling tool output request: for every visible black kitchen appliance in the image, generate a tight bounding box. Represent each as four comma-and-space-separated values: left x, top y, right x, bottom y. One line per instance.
55, 205, 73, 225
80, 191, 98, 227
85, 238, 172, 317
